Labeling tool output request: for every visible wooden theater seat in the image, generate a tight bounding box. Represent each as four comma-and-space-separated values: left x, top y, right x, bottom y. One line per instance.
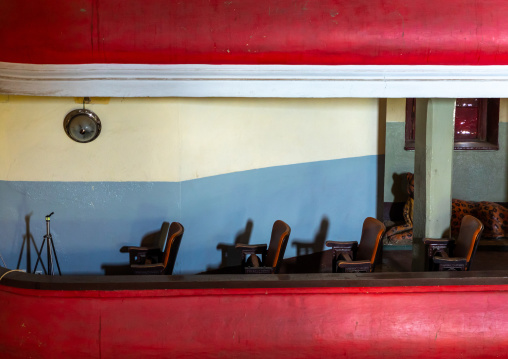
131, 222, 184, 275
424, 215, 483, 271
236, 220, 291, 274
326, 217, 386, 273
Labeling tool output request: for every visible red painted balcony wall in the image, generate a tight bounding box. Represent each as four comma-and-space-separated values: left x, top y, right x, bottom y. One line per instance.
2, 0, 508, 65
1, 284, 508, 358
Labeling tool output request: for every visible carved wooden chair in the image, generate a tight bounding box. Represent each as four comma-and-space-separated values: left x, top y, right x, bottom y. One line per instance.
236, 220, 291, 274
325, 217, 386, 273
127, 221, 170, 265
131, 222, 184, 275
424, 215, 483, 271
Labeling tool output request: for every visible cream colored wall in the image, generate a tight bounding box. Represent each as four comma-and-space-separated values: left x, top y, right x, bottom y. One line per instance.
178, 98, 380, 180
500, 99, 508, 123
386, 99, 406, 123
0, 96, 381, 182
0, 96, 180, 182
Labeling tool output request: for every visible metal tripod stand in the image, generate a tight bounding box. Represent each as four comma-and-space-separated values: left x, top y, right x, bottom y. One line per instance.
34, 212, 61, 275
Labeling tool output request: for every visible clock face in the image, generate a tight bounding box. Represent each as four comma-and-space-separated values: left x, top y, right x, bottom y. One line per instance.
63, 109, 101, 143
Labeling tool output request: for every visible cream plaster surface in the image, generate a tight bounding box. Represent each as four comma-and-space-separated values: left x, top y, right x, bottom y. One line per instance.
386, 98, 406, 122
177, 98, 380, 180
0, 96, 180, 182
0, 96, 381, 182
500, 99, 508, 123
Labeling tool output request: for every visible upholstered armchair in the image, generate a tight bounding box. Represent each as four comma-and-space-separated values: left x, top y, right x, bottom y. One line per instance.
326, 217, 385, 273
126, 222, 170, 265
424, 215, 483, 271
131, 222, 184, 275
236, 220, 291, 274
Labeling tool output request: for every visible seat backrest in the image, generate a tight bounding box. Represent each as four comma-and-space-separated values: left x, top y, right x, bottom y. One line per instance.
161, 222, 184, 275
454, 215, 483, 270
356, 217, 386, 264
265, 220, 291, 273
157, 222, 171, 249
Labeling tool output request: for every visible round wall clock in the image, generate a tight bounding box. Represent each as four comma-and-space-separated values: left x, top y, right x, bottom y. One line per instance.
63, 109, 101, 143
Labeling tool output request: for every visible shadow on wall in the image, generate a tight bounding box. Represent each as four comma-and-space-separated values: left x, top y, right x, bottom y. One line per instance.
291, 217, 328, 253
101, 225, 167, 275
284, 217, 329, 274
16, 212, 41, 274
202, 217, 331, 275
206, 219, 254, 272
391, 172, 410, 203
385, 172, 411, 223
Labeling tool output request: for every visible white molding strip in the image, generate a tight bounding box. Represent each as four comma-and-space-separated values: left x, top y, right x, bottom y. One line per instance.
2, 62, 508, 98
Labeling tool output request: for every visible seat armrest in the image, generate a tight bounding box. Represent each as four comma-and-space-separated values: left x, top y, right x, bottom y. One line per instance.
433, 256, 466, 265
327, 241, 358, 273
325, 241, 358, 251
424, 238, 454, 269
337, 260, 372, 273
338, 259, 371, 267
127, 246, 151, 253
235, 243, 267, 254
423, 238, 454, 245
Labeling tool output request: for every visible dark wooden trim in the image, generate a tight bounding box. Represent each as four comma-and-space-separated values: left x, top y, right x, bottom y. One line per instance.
3, 267, 508, 292
487, 98, 500, 148
404, 98, 499, 151
404, 98, 416, 150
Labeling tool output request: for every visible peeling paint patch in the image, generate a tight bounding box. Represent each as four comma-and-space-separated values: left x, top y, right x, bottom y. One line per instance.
330, 11, 339, 17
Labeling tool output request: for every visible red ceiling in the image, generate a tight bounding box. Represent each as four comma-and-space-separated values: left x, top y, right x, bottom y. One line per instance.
1, 0, 508, 65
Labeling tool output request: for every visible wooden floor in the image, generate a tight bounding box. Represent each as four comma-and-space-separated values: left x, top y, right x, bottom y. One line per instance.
382, 240, 508, 272
275, 240, 508, 274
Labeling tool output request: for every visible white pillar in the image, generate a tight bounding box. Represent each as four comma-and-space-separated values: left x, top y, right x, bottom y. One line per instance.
412, 99, 455, 271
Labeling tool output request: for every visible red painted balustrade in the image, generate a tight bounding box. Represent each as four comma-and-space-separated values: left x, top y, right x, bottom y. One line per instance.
1, 269, 508, 358
2, 0, 508, 65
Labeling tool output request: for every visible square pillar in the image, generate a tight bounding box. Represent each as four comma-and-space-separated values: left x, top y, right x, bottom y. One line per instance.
412, 99, 455, 271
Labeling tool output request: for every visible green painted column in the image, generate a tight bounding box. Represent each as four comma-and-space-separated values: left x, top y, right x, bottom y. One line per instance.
412, 99, 456, 271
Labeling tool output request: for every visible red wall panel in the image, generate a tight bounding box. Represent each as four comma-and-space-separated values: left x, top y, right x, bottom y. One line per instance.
1, 284, 508, 358
2, 0, 508, 65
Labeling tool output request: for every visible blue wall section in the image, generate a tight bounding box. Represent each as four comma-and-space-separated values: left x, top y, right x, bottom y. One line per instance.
0, 155, 380, 274
0, 181, 181, 274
